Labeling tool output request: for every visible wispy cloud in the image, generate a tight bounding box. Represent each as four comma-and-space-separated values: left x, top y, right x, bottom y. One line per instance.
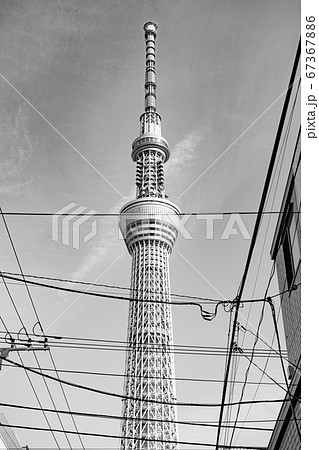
70, 188, 135, 280
166, 129, 205, 175
0, 104, 34, 194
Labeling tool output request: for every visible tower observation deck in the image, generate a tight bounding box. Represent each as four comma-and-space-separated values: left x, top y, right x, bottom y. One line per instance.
119, 22, 180, 449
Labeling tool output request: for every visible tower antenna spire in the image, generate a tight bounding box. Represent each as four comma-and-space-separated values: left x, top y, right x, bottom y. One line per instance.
143, 21, 158, 112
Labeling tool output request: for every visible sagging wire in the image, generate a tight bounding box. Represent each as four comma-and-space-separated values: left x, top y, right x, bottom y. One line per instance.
238, 323, 300, 373
1, 273, 298, 325
0, 207, 85, 450
265, 296, 301, 438
3, 356, 295, 409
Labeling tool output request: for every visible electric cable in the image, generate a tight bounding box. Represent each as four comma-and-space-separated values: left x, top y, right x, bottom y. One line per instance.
0, 270, 300, 304
234, 79, 301, 446
233, 163, 302, 446
232, 262, 300, 446
0, 401, 273, 432
32, 351, 74, 449
239, 79, 300, 352
0, 273, 27, 334
0, 332, 288, 359
0, 207, 85, 449
0, 290, 61, 450
215, 38, 301, 450
2, 399, 293, 425
229, 263, 277, 446
0, 361, 295, 386
266, 297, 301, 436
220, 45, 302, 448
231, 261, 290, 445
232, 345, 300, 400
222, 320, 240, 446
4, 342, 287, 358
238, 324, 300, 372
0, 210, 302, 216
15, 356, 60, 450
3, 356, 295, 409
0, 273, 300, 323
0, 422, 269, 449
232, 261, 279, 446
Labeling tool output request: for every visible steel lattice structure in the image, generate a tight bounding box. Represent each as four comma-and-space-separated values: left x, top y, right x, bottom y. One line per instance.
119, 22, 180, 449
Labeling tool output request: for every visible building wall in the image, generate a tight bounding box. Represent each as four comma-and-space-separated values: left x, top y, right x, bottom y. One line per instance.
275, 249, 300, 368
268, 133, 301, 450
274, 135, 301, 369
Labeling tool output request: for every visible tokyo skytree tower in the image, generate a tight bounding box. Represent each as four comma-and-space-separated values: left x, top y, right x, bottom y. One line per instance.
119, 22, 180, 449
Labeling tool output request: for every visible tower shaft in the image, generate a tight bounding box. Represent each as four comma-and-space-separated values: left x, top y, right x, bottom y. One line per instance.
119, 22, 179, 449
121, 240, 177, 448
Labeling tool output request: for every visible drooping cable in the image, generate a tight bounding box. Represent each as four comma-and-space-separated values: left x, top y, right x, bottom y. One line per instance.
0, 331, 289, 359
232, 261, 278, 446
238, 324, 300, 372
239, 79, 300, 353
0, 210, 302, 216
232, 262, 300, 446
0, 360, 295, 386
232, 150, 302, 446
0, 268, 301, 303
3, 356, 296, 409
266, 297, 301, 436
233, 344, 300, 399
0, 273, 300, 324
0, 421, 269, 449
0, 207, 85, 449
0, 314, 61, 448
222, 320, 240, 446
0, 401, 273, 432
215, 38, 301, 450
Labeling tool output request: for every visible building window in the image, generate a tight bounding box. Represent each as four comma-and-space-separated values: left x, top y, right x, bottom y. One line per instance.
281, 180, 300, 288
289, 212, 301, 269
283, 231, 294, 288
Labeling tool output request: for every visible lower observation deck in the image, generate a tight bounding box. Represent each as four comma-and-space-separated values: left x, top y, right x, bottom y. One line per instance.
119, 197, 181, 253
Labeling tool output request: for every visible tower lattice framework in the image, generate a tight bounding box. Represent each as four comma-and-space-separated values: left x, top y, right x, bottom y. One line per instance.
119, 22, 180, 449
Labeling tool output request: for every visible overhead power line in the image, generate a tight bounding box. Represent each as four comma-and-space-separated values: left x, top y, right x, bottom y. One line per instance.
0, 207, 85, 450
0, 341, 287, 359
0, 273, 300, 318
0, 361, 295, 387
0, 422, 268, 449
3, 356, 294, 409
238, 324, 300, 372
1, 271, 300, 303
0, 402, 273, 432
0, 333, 288, 359
0, 273, 228, 322
231, 81, 301, 446
0, 396, 298, 425
0, 210, 301, 216
0, 282, 62, 448
0, 272, 222, 302
215, 38, 301, 449
233, 344, 300, 400
0, 330, 288, 355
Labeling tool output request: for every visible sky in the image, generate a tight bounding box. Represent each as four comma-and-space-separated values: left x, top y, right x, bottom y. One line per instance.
0, 0, 302, 448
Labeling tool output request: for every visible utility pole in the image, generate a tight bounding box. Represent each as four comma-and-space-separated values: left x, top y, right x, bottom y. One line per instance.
0, 344, 49, 370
